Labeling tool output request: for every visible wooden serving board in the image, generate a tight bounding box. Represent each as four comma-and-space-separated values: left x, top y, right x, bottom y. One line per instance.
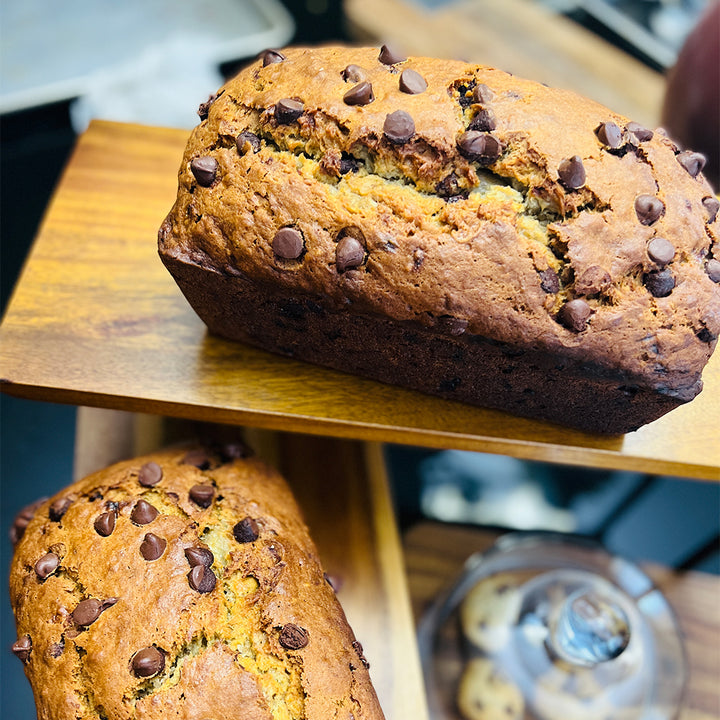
0, 120, 718, 480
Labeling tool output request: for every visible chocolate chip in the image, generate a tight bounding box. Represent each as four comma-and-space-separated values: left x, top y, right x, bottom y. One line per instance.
92, 511, 115, 538
557, 299, 592, 331
399, 69, 427, 94
413, 248, 425, 270
185, 547, 214, 567
49, 497, 72, 522
101, 597, 119, 611
341, 64, 365, 82
339, 154, 360, 174
595, 121, 623, 149
131, 646, 165, 677
635, 195, 665, 225
383, 110, 415, 144
35, 552, 60, 580
539, 268, 560, 293
677, 151, 706, 178
50, 640, 65, 658
456, 131, 503, 165
644, 269, 675, 297
72, 599, 102, 627
12, 635, 32, 662
261, 49, 285, 66
575, 266, 611, 295
218, 441, 251, 462
705, 259, 720, 283
279, 623, 309, 650
131, 500, 158, 525
702, 196, 719, 223
626, 121, 653, 142
189, 484, 215, 508
236, 131, 261, 156
188, 565, 217, 593
441, 316, 468, 336
138, 461, 163, 487
647, 237, 675, 266
140, 533, 166, 561
336, 236, 365, 272
197, 92, 220, 121
352, 640, 370, 669
275, 98, 303, 124
190, 156, 218, 187
182, 449, 212, 470
233, 517, 260, 543
10, 498, 47, 545
343, 81, 374, 106
468, 107, 496, 132
273, 227, 304, 259
472, 83, 494, 104
378, 45, 406, 64
558, 156, 586, 190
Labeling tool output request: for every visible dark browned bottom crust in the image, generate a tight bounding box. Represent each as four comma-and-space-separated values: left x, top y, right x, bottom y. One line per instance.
161, 255, 687, 435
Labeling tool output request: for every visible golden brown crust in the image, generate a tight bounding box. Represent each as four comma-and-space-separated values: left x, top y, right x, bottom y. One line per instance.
9, 444, 384, 719
159, 45, 720, 432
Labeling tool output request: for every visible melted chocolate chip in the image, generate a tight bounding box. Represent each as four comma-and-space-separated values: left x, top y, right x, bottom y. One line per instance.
558, 156, 586, 190
35, 552, 60, 580
101, 597, 119, 611
50, 640, 65, 658
472, 83, 494, 104
275, 98, 304, 124
261, 49, 285, 66
677, 150, 707, 177
635, 195, 665, 225
644, 269, 675, 297
140, 533, 166, 561
456, 131, 503, 165
383, 110, 415, 144
558, 299, 592, 332
336, 236, 365, 272
131, 646, 165, 677
72, 599, 102, 627
625, 121, 653, 142
10, 498, 47, 545
190, 156, 218, 187
49, 497, 72, 522
467, 107, 496, 132
138, 461, 163, 487
575, 266, 611, 295
399, 69, 427, 94
236, 131, 261, 156
352, 640, 370, 669
12, 635, 32, 662
339, 154, 360, 174
539, 268, 560, 293
188, 564, 217, 593
182, 449, 211, 470
378, 44, 406, 64
279, 623, 309, 650
189, 484, 215, 508
273, 227, 304, 259
702, 196, 719, 223
197, 92, 220, 121
94, 511, 116, 537
343, 81, 374, 106
341, 64, 365, 83
647, 237, 675, 266
595, 121, 623, 149
131, 500, 159, 526
705, 259, 720, 283
185, 547, 214, 567
233, 517, 260, 543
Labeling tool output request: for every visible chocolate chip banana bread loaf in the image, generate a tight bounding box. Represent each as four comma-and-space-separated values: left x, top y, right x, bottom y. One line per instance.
158, 45, 720, 434
9, 444, 384, 720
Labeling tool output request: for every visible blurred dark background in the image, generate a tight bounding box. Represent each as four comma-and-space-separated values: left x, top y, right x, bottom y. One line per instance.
1, 1, 718, 717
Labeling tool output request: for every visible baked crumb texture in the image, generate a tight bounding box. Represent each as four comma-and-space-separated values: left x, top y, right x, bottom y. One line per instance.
159, 46, 720, 433
9, 445, 384, 720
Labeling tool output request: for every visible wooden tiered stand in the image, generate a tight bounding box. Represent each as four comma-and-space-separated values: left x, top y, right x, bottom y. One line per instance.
1, 3, 718, 714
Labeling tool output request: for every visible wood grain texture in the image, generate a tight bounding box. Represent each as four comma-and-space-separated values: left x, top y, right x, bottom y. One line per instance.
72, 409, 428, 720
343, 0, 665, 127
404, 521, 720, 720
0, 120, 718, 480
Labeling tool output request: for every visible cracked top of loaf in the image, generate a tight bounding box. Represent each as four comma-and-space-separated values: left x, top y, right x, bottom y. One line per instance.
9, 444, 383, 720
159, 45, 720, 400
